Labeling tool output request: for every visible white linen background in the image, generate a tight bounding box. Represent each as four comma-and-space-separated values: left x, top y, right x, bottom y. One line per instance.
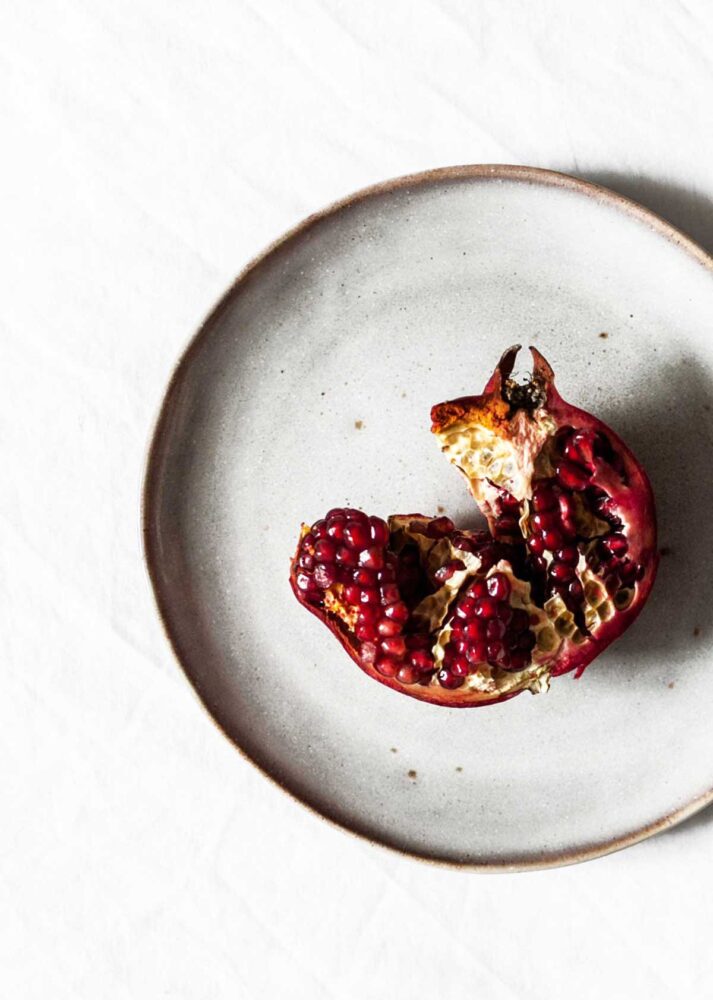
3, 1, 713, 996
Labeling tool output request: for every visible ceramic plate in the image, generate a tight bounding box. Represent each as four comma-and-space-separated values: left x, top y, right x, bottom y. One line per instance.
144, 165, 713, 869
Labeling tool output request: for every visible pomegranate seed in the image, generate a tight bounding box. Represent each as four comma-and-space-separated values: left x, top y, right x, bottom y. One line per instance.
376, 565, 397, 583
384, 601, 409, 623
298, 553, 315, 570
528, 534, 547, 555
437, 668, 464, 689
474, 597, 500, 619
368, 516, 390, 546
379, 582, 401, 605
464, 619, 488, 640
602, 533, 628, 557
532, 510, 559, 532
356, 621, 378, 641
343, 521, 371, 550
452, 656, 471, 677
359, 587, 380, 605
409, 649, 434, 671
555, 545, 579, 565
434, 559, 466, 584
426, 516, 455, 538
497, 517, 520, 535
486, 573, 511, 601
326, 518, 347, 543
486, 618, 506, 640
454, 597, 477, 619
314, 563, 337, 588
313, 539, 336, 563
406, 633, 431, 650
452, 637, 469, 655
357, 606, 379, 624
353, 567, 377, 587
312, 519, 328, 539
487, 641, 504, 661
396, 665, 419, 685
619, 561, 637, 586
295, 572, 313, 591
359, 546, 385, 571
343, 584, 362, 605
550, 561, 575, 582
555, 459, 591, 491
565, 430, 597, 467
326, 508, 347, 521
377, 617, 402, 637
381, 636, 406, 658
532, 483, 558, 511
465, 579, 489, 600
568, 579, 584, 601
635, 562, 646, 581
449, 618, 464, 636
335, 545, 358, 567
542, 528, 563, 550
466, 641, 488, 664
375, 656, 400, 678
359, 641, 378, 665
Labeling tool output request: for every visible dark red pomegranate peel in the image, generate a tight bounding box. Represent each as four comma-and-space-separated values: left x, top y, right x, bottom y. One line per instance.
291, 347, 658, 706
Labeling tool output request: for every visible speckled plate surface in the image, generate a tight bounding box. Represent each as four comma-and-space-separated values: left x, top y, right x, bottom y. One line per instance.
144, 165, 713, 870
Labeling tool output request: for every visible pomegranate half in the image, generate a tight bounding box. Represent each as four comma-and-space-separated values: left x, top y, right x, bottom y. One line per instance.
290, 346, 658, 707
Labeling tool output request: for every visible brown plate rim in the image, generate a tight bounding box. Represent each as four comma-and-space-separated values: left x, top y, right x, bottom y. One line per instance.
142, 163, 713, 871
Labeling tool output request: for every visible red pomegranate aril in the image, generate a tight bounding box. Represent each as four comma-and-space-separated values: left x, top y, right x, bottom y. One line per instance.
532, 483, 558, 511
426, 516, 455, 538
550, 561, 575, 582
619, 561, 638, 586
486, 573, 511, 601
409, 649, 434, 672
295, 571, 314, 592
358, 547, 385, 571
434, 559, 466, 584
451, 656, 471, 677
568, 579, 584, 601
466, 579, 489, 600
506, 651, 530, 672
454, 597, 477, 619
313, 539, 336, 563
314, 563, 337, 588
463, 618, 488, 640
406, 633, 431, 650
375, 656, 400, 678
357, 606, 379, 624
368, 516, 390, 546
359, 641, 378, 666
452, 637, 470, 655
377, 617, 402, 637
466, 641, 488, 664
528, 534, 547, 556
376, 565, 397, 583
486, 618, 506, 640
487, 641, 505, 661
335, 545, 358, 567
343, 584, 362, 605
555, 459, 591, 491
602, 533, 628, 557
298, 552, 315, 571
352, 567, 377, 587
326, 507, 347, 520
343, 508, 369, 522
380, 636, 406, 658
449, 618, 465, 636
497, 516, 520, 535
396, 665, 420, 685
542, 528, 564, 550
474, 597, 500, 619
379, 582, 401, 605
359, 587, 380, 605
312, 519, 328, 539
518, 631, 536, 652
343, 521, 371, 550
437, 668, 464, 689
356, 621, 378, 641
384, 601, 409, 623
555, 545, 579, 565
532, 510, 559, 532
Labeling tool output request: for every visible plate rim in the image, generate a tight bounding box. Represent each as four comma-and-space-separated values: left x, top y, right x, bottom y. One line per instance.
142, 163, 713, 871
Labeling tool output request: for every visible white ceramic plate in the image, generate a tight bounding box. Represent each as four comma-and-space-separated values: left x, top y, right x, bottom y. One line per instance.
144, 165, 713, 870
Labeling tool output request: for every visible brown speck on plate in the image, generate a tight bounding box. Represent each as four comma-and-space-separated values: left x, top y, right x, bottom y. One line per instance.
694, 627, 701, 637
659, 546, 672, 557
668, 681, 676, 689
390, 747, 397, 754
437, 505, 445, 514
455, 766, 463, 773
354, 419, 364, 429
407, 769, 417, 780
599, 331, 609, 339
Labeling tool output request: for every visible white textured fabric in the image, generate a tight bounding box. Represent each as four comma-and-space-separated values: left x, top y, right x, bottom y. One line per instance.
4, 2, 713, 996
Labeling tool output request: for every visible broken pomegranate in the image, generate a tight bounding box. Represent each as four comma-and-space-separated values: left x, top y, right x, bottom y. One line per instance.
290, 346, 657, 706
